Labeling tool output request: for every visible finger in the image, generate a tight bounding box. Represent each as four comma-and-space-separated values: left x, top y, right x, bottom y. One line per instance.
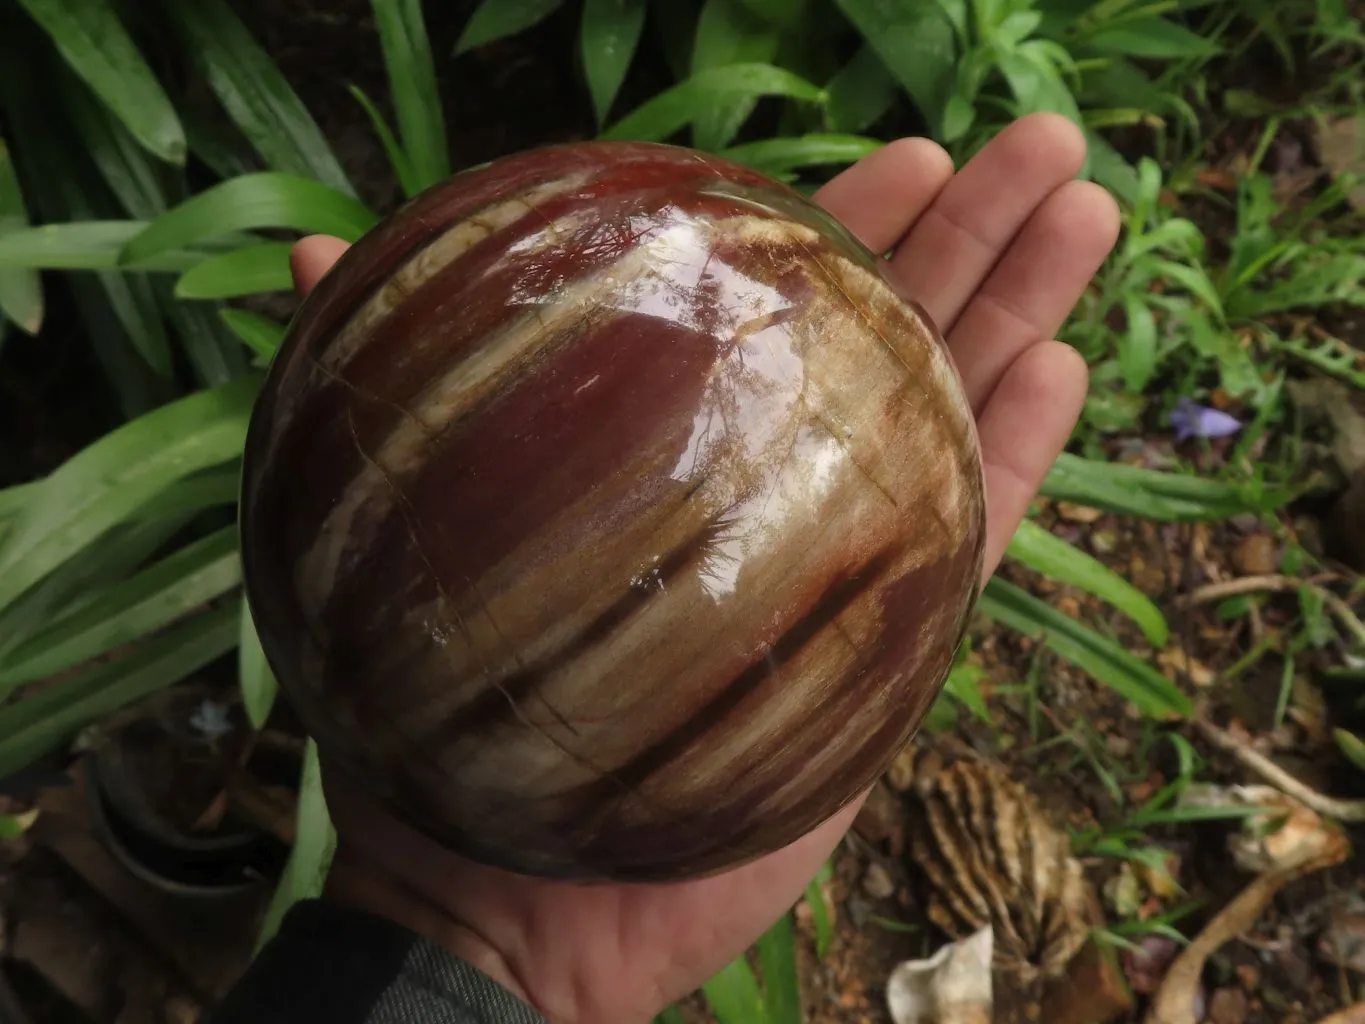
948, 179, 1120, 412
291, 235, 351, 297
976, 340, 1088, 577
889, 113, 1087, 332
813, 137, 955, 254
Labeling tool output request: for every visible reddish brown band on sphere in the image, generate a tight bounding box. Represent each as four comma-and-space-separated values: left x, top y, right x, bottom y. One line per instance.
239, 140, 987, 882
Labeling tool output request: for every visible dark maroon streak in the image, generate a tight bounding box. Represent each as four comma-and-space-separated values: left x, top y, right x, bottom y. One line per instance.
316, 307, 725, 696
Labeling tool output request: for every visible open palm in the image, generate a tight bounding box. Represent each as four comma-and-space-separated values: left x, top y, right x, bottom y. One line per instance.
293, 113, 1120, 1024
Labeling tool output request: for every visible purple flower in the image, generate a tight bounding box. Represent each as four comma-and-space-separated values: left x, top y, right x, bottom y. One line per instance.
1170, 397, 1242, 442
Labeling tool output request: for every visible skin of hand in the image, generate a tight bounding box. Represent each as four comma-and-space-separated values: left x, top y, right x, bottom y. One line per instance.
285, 112, 1120, 1024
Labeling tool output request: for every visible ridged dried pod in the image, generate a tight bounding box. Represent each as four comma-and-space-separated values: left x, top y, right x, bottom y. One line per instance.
906, 756, 1089, 980
239, 141, 986, 882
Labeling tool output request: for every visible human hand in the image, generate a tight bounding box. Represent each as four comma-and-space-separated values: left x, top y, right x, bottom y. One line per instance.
289, 112, 1120, 1024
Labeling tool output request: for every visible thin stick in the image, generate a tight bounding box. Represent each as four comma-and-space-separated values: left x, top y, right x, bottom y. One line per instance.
1147, 844, 1348, 1024
1180, 575, 1365, 647
1195, 716, 1365, 823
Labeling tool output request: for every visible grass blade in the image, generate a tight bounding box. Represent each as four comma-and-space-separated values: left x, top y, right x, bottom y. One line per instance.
581, 0, 648, 126
691, 0, 781, 152
757, 913, 801, 1024
239, 595, 278, 729
220, 308, 286, 363
56, 63, 174, 220
0, 377, 258, 618
0, 602, 240, 780
0, 139, 43, 335
1081, 17, 1221, 59
163, 0, 354, 196
0, 511, 196, 662
175, 242, 294, 299
456, 0, 565, 53
120, 173, 378, 266
832, 0, 956, 137
806, 862, 834, 958
0, 526, 241, 695
978, 578, 1192, 719
720, 134, 882, 175
701, 956, 768, 1024
164, 299, 252, 389
16, 0, 185, 164
0, 221, 256, 272
348, 85, 418, 198
1040, 453, 1293, 521
255, 739, 336, 950
1007, 518, 1169, 646
602, 63, 824, 142
372, 0, 450, 193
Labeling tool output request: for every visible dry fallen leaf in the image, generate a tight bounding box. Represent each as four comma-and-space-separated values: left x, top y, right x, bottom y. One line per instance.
887, 926, 993, 1024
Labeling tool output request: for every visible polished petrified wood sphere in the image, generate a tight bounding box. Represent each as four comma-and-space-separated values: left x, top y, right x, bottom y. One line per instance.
239, 141, 986, 881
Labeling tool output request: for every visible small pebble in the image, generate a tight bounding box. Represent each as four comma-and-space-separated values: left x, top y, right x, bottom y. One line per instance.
1235, 963, 1259, 991
1090, 528, 1119, 555
861, 861, 895, 900
1104, 734, 1133, 758
1232, 534, 1278, 576
1057, 502, 1104, 523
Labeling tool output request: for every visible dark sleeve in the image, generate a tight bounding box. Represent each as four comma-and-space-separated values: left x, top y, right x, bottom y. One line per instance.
209, 899, 550, 1024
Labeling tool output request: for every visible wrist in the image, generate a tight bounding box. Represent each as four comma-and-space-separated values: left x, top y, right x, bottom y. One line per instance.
323, 838, 541, 1017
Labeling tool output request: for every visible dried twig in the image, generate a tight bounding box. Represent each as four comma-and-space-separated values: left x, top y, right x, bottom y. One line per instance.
1195, 715, 1365, 822
1179, 575, 1365, 647
1147, 842, 1349, 1024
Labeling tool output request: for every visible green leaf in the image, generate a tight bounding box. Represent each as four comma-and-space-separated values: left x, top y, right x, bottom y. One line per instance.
0, 377, 258, 618
1335, 729, 1365, 773
832, 0, 956, 137
701, 956, 769, 1024
736, 0, 807, 30
164, 0, 354, 196
602, 63, 824, 142
56, 62, 173, 220
581, 0, 648, 127
1153, 259, 1224, 318
944, 661, 991, 723
255, 739, 336, 951
220, 308, 286, 362
757, 913, 801, 1024
654, 1008, 688, 1024
806, 862, 834, 958
120, 173, 378, 266
0, 140, 43, 335
348, 86, 418, 198
0, 811, 38, 839
456, 0, 565, 53
1040, 453, 1291, 521
1007, 518, 1169, 646
0, 509, 196, 662
978, 578, 1192, 718
823, 45, 899, 134
0, 603, 240, 780
16, 0, 186, 164
1119, 295, 1158, 391
720, 134, 882, 175
1082, 17, 1221, 58
0, 526, 241, 695
372, 0, 450, 193
0, 221, 255, 272
691, 0, 782, 152
239, 596, 278, 730
165, 299, 251, 389
175, 242, 294, 299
